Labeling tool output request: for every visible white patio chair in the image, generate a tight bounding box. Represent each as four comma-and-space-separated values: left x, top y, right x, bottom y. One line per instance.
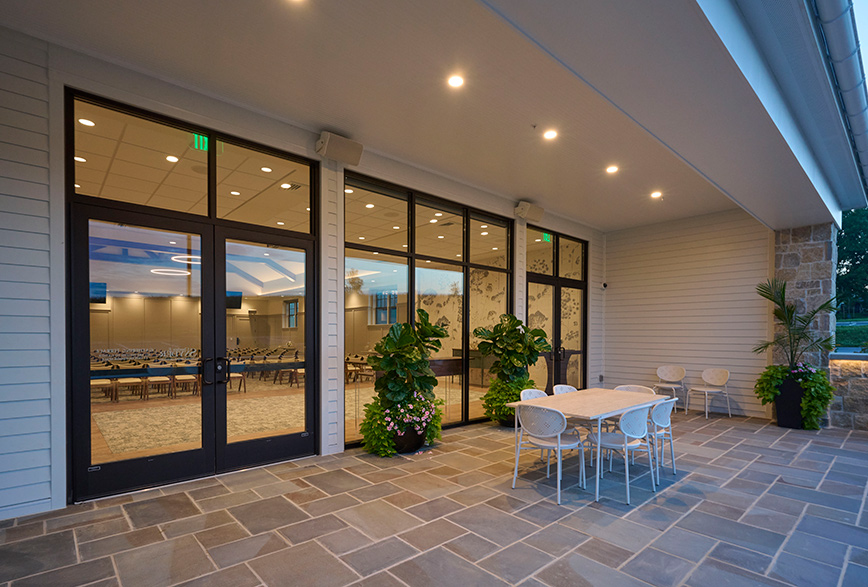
686, 368, 731, 419
521, 388, 551, 460
553, 384, 578, 395
587, 405, 656, 504
654, 366, 686, 412
614, 385, 656, 394
513, 404, 586, 504
650, 398, 678, 478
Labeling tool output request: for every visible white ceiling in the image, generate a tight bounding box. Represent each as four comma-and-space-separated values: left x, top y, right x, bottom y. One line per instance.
0, 0, 853, 231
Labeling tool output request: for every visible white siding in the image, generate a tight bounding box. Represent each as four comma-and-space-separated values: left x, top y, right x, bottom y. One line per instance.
604, 209, 773, 417
0, 28, 53, 518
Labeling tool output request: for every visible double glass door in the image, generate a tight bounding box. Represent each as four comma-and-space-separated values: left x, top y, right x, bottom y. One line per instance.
527, 282, 585, 391
72, 206, 315, 500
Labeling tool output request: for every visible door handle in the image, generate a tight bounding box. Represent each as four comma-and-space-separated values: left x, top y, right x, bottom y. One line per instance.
557, 347, 566, 360
202, 357, 214, 385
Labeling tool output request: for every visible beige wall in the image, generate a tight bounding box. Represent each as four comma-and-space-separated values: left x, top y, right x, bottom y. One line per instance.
603, 209, 773, 417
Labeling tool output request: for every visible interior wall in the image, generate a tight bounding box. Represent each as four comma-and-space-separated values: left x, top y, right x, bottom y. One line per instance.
603, 208, 773, 417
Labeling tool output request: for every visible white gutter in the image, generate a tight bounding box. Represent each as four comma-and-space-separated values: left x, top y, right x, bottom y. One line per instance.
813, 0, 868, 193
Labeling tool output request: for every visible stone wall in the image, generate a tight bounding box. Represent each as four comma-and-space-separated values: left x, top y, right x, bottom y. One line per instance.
774, 223, 837, 368
829, 355, 868, 429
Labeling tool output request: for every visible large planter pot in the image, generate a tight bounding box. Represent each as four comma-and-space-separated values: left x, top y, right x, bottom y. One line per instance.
775, 377, 804, 429
393, 429, 426, 454
497, 414, 516, 428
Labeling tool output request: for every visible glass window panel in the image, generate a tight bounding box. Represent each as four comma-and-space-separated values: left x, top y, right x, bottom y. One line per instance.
469, 215, 508, 268
559, 237, 584, 280
415, 201, 463, 260
74, 100, 207, 214
217, 141, 311, 233
561, 286, 584, 389
88, 220, 202, 464
344, 249, 409, 443
225, 239, 307, 443
526, 282, 553, 392
416, 260, 463, 424
345, 185, 408, 252
527, 227, 554, 276
469, 268, 508, 420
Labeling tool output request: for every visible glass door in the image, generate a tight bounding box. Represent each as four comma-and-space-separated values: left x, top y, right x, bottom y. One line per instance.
72, 208, 216, 499
216, 228, 316, 469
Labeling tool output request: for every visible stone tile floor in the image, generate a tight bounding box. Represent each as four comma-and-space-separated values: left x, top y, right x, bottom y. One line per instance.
2, 412, 868, 586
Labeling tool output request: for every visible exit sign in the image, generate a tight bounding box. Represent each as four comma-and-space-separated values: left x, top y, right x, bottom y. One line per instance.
543, 233, 552, 242
192, 134, 208, 151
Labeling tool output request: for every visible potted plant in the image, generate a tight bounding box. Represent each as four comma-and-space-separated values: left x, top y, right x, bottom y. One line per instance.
752, 278, 836, 429
359, 309, 447, 457
473, 314, 552, 425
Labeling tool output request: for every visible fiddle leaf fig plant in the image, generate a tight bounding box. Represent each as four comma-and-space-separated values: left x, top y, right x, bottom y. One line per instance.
473, 314, 552, 423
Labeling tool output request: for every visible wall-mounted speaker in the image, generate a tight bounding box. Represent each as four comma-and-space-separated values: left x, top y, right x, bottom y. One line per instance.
315, 131, 364, 166
514, 200, 544, 222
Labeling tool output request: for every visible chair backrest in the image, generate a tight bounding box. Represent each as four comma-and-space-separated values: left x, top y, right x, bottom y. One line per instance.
553, 384, 578, 395
615, 385, 656, 394
618, 406, 650, 440
651, 398, 678, 428
701, 368, 730, 387
521, 388, 547, 400
657, 365, 686, 383
517, 405, 567, 438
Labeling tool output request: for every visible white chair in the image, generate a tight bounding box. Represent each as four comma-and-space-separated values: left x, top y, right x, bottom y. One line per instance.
553, 384, 578, 395
650, 398, 678, 478
521, 388, 547, 401
686, 368, 731, 419
513, 404, 586, 504
587, 405, 656, 504
654, 366, 686, 412
614, 385, 656, 394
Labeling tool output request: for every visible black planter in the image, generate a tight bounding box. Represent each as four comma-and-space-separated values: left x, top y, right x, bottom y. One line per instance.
393, 429, 426, 454
497, 413, 517, 428
775, 377, 804, 429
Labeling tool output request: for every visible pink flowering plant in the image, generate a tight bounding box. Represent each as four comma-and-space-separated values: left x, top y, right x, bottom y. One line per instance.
360, 309, 447, 457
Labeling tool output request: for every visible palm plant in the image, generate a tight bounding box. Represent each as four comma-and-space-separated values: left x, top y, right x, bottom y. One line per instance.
752, 278, 836, 368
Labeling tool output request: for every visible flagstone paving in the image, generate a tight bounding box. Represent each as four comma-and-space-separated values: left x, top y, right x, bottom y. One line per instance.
2, 413, 868, 586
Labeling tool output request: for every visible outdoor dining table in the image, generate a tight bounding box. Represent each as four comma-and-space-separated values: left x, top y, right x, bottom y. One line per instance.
507, 388, 666, 501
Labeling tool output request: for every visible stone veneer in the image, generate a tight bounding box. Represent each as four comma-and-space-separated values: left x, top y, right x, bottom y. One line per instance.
829, 355, 868, 429
774, 223, 837, 369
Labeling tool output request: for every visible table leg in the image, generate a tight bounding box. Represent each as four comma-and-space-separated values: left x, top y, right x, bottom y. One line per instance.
595, 416, 602, 501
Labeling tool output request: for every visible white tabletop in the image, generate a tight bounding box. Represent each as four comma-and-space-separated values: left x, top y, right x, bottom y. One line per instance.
506, 387, 664, 420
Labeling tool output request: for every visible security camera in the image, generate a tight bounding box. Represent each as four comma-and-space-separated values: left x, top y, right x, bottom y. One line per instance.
602, 282, 608, 289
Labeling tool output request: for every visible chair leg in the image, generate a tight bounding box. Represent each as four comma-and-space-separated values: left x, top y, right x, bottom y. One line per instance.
725, 392, 732, 417
669, 432, 677, 475
512, 434, 522, 489
624, 443, 631, 505
704, 393, 709, 419
685, 390, 690, 413
556, 448, 562, 505
647, 442, 656, 492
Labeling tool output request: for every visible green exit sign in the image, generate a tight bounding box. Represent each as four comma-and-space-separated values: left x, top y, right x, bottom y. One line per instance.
542, 233, 552, 242
192, 134, 208, 151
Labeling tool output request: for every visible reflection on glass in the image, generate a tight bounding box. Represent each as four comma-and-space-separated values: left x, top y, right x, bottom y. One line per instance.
217, 141, 311, 233
416, 261, 464, 424
344, 250, 409, 442
345, 185, 408, 252
527, 227, 554, 275
527, 282, 553, 392
74, 100, 207, 214
416, 200, 463, 260
559, 237, 584, 280
225, 239, 307, 443
89, 220, 202, 464
561, 286, 584, 389
469, 215, 507, 268
469, 269, 508, 419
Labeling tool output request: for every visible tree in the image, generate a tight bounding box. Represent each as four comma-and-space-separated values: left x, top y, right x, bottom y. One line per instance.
837, 208, 868, 317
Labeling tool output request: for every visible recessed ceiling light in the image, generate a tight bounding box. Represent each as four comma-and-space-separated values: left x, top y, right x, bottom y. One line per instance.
166, 155, 179, 163
372, 252, 378, 255
393, 269, 398, 272
393, 226, 400, 230
264, 253, 270, 256
448, 75, 464, 88
429, 219, 438, 223
306, 207, 310, 211
78, 118, 95, 127
150, 268, 191, 276
480, 225, 488, 229
426, 260, 431, 263
481, 232, 488, 236
651, 191, 662, 198
281, 183, 292, 189
543, 129, 557, 140
535, 239, 541, 242
169, 241, 177, 245
261, 167, 272, 173
435, 212, 443, 217
358, 236, 365, 240
74, 156, 86, 162
456, 254, 461, 257
606, 165, 619, 174
365, 204, 375, 209
277, 221, 285, 226
345, 188, 354, 193
492, 247, 499, 250
437, 235, 444, 239
74, 183, 80, 188
402, 244, 408, 248
230, 191, 240, 196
